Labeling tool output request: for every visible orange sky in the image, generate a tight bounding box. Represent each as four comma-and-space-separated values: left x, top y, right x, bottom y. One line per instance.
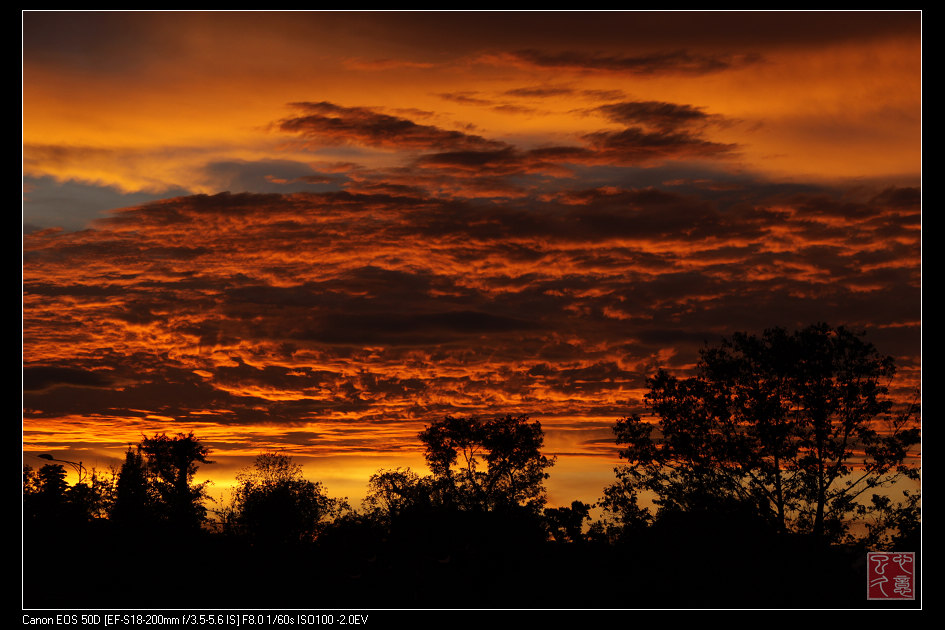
22, 10, 921, 508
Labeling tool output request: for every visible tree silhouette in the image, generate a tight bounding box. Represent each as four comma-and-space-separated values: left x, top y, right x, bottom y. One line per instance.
111, 445, 154, 526
23, 464, 69, 524
362, 467, 431, 522
863, 488, 921, 550
66, 468, 114, 521
140, 432, 214, 530
225, 451, 342, 545
24, 462, 114, 529
600, 324, 920, 544
544, 500, 592, 543
418, 414, 556, 513
37, 463, 68, 497
23, 465, 41, 495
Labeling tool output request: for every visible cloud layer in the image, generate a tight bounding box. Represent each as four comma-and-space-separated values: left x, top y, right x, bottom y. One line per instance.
23, 177, 921, 460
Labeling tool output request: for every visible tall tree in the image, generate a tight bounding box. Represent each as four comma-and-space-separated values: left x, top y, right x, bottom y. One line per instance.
111, 445, 153, 526
140, 432, 214, 529
23, 464, 69, 523
600, 324, 920, 544
418, 414, 555, 513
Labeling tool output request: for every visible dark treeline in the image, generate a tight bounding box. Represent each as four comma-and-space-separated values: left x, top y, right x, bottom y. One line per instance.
23, 324, 920, 609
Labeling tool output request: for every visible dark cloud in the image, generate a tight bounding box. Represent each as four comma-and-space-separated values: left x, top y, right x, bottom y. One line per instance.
869, 186, 920, 210
200, 159, 346, 193
24, 282, 128, 298
273, 96, 741, 201
582, 126, 736, 163
23, 366, 115, 391
340, 181, 431, 198
437, 92, 497, 107
505, 49, 762, 76
502, 85, 577, 98
415, 147, 523, 172
279, 101, 506, 152
293, 310, 539, 346
595, 101, 717, 132
399, 186, 746, 245
580, 89, 627, 102
24, 12, 919, 81
23, 12, 189, 75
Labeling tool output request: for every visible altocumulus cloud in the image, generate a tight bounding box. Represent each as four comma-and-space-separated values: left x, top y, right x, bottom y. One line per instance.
23, 173, 920, 454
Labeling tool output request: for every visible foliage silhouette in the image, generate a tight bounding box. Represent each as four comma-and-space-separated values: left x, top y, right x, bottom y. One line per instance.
140, 432, 214, 529
24, 462, 115, 527
599, 323, 920, 545
338, 414, 563, 606
66, 468, 114, 521
418, 413, 556, 514
36, 463, 68, 496
223, 451, 344, 545
863, 489, 921, 550
23, 464, 68, 524
362, 466, 432, 522
111, 445, 154, 526
544, 500, 592, 543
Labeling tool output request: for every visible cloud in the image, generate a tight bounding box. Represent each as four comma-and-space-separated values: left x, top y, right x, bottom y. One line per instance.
437, 91, 498, 107
22, 180, 920, 458
23, 176, 195, 233
496, 49, 763, 76
581, 127, 736, 164
278, 101, 506, 152
23, 366, 115, 391
595, 101, 719, 132
274, 97, 740, 206
502, 85, 577, 98
342, 57, 436, 71
289, 310, 539, 346
199, 159, 347, 193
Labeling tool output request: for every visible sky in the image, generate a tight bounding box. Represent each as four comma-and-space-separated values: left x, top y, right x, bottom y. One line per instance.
22, 10, 922, 508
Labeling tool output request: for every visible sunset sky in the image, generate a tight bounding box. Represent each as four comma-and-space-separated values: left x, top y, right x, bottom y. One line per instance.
22, 11, 922, 508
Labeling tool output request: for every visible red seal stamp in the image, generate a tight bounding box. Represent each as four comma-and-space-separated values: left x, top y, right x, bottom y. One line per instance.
867, 552, 915, 600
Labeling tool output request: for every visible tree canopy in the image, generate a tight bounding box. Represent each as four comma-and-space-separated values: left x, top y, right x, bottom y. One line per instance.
417, 414, 556, 513
140, 432, 214, 529
111, 445, 153, 526
225, 451, 343, 544
600, 323, 920, 544
363, 467, 431, 521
